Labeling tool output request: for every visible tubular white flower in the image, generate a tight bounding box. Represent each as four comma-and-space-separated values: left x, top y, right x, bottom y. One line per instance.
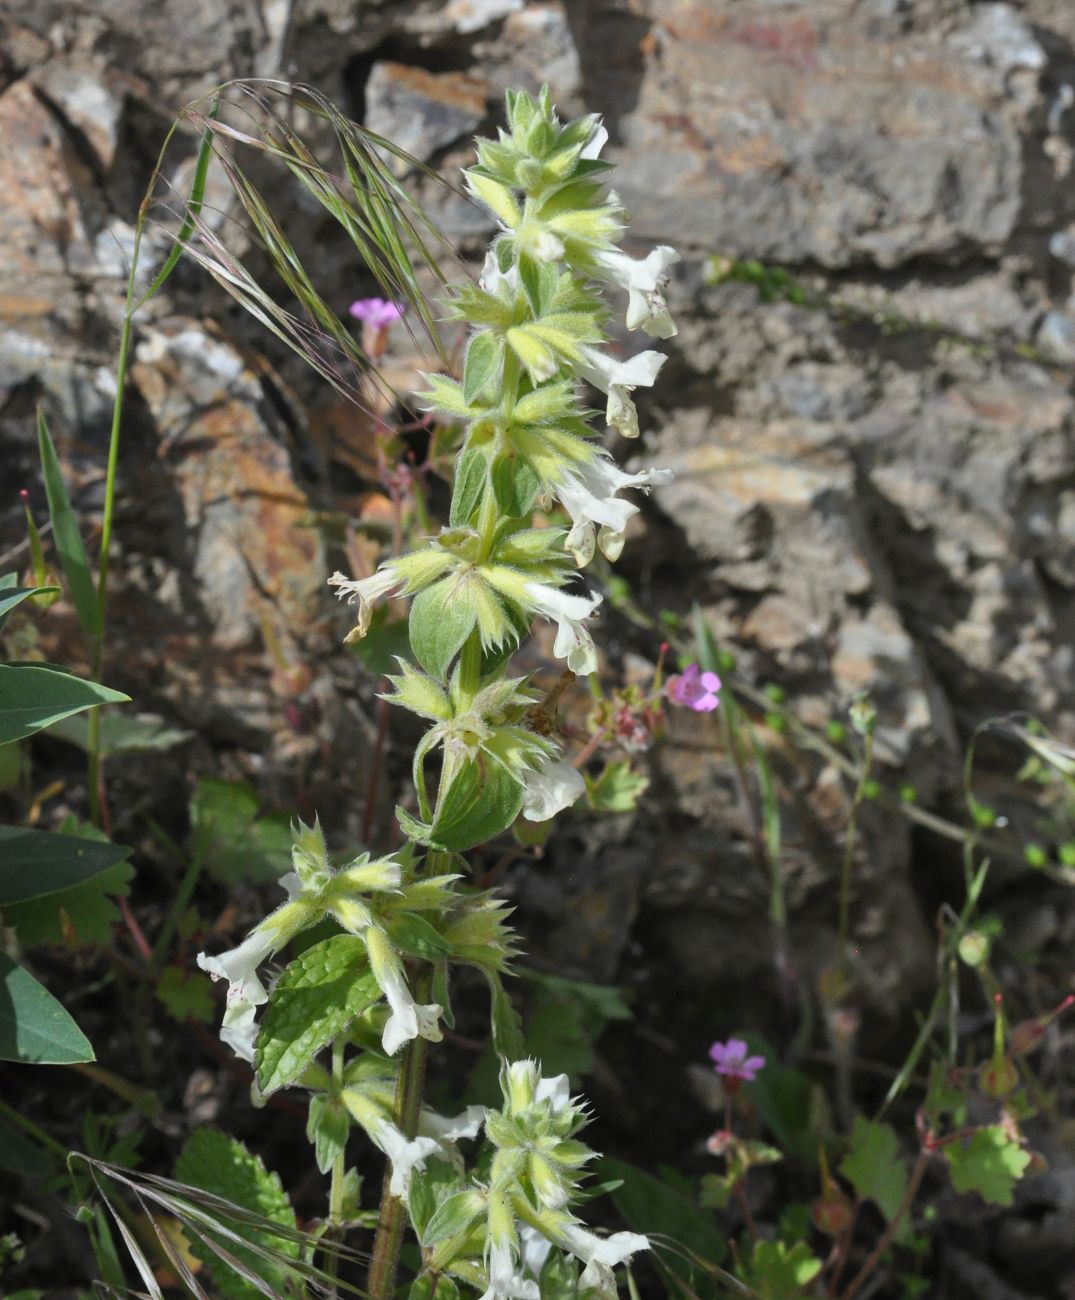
581, 122, 608, 161
522, 583, 602, 676
556, 458, 673, 567
481, 1236, 541, 1300
534, 1072, 572, 1112
578, 346, 667, 439
366, 926, 443, 1056
371, 1115, 443, 1199
418, 1104, 487, 1144
519, 1224, 553, 1280
219, 998, 259, 1063
521, 755, 585, 822
328, 566, 403, 642
594, 245, 680, 339
197, 928, 278, 1008
556, 1223, 650, 1300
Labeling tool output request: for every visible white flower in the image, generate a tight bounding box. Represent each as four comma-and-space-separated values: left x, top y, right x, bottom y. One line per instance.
556, 1223, 650, 1300
481, 1236, 541, 1300
366, 926, 443, 1056
534, 1072, 572, 1112
522, 582, 602, 676
219, 998, 259, 1063
479, 249, 519, 296
594, 245, 680, 338
328, 566, 403, 642
197, 928, 278, 1008
371, 1115, 443, 1199
522, 755, 585, 822
519, 1224, 554, 1280
578, 346, 667, 439
418, 1104, 486, 1144
581, 122, 608, 161
556, 457, 673, 566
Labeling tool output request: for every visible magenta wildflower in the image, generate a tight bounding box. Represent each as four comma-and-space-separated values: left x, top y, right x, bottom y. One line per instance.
709, 1038, 765, 1082
667, 663, 721, 713
349, 297, 405, 329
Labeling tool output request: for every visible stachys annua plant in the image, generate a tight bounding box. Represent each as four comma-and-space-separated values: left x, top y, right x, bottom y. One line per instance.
198, 86, 676, 1300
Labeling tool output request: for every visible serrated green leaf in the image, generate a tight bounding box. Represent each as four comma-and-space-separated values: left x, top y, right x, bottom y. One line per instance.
743, 1240, 822, 1298
487, 970, 525, 1061
945, 1126, 1031, 1206
462, 331, 503, 405
410, 580, 478, 682
255, 935, 380, 1095
450, 448, 489, 528
0, 664, 129, 745
0, 953, 94, 1063
5, 858, 134, 946
584, 761, 649, 813
0, 825, 132, 905
156, 965, 214, 1024
189, 778, 293, 884
408, 1156, 465, 1242
175, 1129, 298, 1300
37, 409, 97, 639
840, 1117, 909, 1229
307, 1095, 350, 1175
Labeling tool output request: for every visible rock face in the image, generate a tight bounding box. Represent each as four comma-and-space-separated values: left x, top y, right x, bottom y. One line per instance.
1, 0, 1074, 1224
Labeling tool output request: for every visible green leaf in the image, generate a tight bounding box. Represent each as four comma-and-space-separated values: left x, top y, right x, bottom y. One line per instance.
156, 965, 214, 1024
0, 825, 132, 905
841, 1117, 909, 1228
46, 710, 193, 756
307, 1094, 350, 1175
408, 1156, 465, 1241
491, 454, 540, 518
584, 761, 649, 813
175, 1129, 298, 1300
421, 1188, 485, 1244
37, 409, 97, 639
742, 1240, 822, 1298
430, 759, 523, 853
521, 971, 631, 1079
255, 935, 380, 1095
5, 853, 133, 947
189, 778, 293, 884
0, 1110, 53, 1177
487, 970, 525, 1061
386, 910, 453, 961
410, 1273, 462, 1300
741, 1033, 818, 1163
599, 1156, 726, 1293
409, 580, 478, 682
0, 664, 129, 745
945, 1126, 1031, 1206
450, 448, 489, 528
0, 953, 94, 1063
0, 585, 60, 630
462, 331, 503, 405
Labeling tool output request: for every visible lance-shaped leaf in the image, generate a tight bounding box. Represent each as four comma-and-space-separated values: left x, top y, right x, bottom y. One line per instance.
0, 824, 132, 905
37, 410, 97, 639
0, 583, 60, 630
0, 664, 129, 745
0, 953, 94, 1064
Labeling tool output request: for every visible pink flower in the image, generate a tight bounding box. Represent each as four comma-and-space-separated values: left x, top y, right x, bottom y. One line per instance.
709, 1038, 765, 1082
349, 297, 405, 329
667, 663, 721, 713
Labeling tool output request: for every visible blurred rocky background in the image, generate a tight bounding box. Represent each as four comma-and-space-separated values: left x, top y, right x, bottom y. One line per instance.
3, 2, 1075, 1292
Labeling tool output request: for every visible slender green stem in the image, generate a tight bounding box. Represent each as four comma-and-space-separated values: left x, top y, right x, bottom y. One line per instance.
86, 222, 144, 826
837, 731, 874, 983
150, 849, 205, 971
458, 632, 483, 697
367, 969, 434, 1300
0, 1096, 68, 1160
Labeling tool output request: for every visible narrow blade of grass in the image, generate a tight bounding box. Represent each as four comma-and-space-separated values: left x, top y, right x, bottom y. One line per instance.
36, 408, 97, 640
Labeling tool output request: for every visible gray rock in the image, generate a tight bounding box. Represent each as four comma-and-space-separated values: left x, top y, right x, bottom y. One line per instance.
364, 61, 488, 168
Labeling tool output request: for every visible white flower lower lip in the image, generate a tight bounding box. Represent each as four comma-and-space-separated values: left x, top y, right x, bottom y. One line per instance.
328, 566, 403, 641
521, 755, 585, 822
522, 581, 602, 676
594, 245, 680, 339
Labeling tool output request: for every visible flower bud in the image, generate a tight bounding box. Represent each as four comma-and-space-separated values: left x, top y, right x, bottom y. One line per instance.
958, 931, 991, 967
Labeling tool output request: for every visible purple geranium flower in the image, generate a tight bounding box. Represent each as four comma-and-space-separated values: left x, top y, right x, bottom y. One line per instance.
709, 1038, 765, 1082
349, 297, 405, 329
667, 663, 721, 713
